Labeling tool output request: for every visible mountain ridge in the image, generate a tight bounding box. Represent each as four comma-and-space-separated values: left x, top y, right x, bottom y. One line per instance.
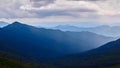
52, 25, 120, 37
0, 22, 114, 61
55, 38, 120, 68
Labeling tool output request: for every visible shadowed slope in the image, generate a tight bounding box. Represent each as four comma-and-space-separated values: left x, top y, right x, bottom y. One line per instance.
0, 22, 114, 61
55, 39, 120, 68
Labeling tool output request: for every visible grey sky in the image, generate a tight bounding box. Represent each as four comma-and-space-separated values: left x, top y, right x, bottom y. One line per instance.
0, 0, 120, 26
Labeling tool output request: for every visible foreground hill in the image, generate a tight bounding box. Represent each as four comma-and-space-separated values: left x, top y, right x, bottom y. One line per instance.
0, 22, 113, 61
0, 50, 34, 68
0, 50, 57, 68
0, 57, 29, 68
55, 39, 120, 68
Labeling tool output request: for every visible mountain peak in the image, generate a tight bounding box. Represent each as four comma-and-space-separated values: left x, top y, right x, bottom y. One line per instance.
2, 21, 31, 30
8, 21, 30, 28
12, 21, 23, 25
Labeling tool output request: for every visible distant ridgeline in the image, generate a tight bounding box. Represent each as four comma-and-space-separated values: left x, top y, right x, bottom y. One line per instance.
0, 22, 119, 68
53, 25, 120, 37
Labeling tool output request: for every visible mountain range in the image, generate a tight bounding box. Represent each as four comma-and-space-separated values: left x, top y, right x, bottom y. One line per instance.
53, 25, 120, 37
0, 22, 120, 68
0, 22, 114, 61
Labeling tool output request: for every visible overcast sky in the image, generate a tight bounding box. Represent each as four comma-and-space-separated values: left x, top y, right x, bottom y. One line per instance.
0, 0, 120, 27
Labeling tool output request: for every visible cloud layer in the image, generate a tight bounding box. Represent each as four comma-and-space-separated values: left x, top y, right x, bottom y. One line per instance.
0, 0, 120, 24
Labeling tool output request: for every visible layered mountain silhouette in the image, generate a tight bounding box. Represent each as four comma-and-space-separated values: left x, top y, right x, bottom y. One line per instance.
0, 21, 8, 28
53, 25, 80, 31
53, 25, 120, 37
55, 39, 120, 68
0, 22, 114, 61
